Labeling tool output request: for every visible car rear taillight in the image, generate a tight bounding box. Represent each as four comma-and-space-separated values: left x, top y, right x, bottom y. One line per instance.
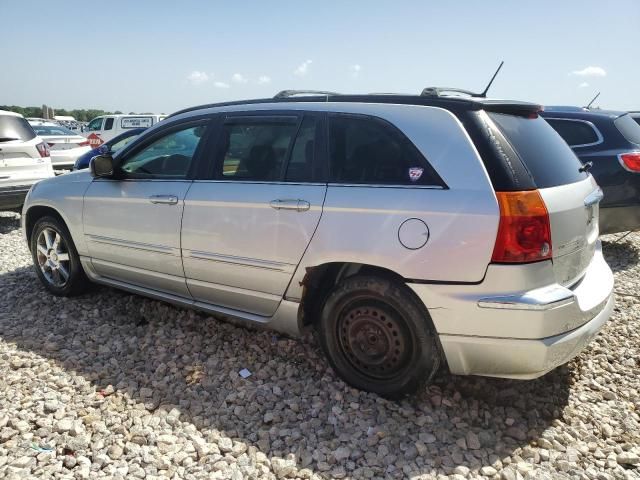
36, 141, 50, 158
77, 140, 90, 147
491, 190, 552, 263
618, 152, 640, 172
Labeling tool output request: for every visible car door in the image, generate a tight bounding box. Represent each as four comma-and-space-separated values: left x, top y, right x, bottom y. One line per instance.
181, 112, 327, 316
83, 119, 211, 297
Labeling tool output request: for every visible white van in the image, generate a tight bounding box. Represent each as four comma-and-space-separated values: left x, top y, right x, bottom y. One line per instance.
83, 114, 165, 147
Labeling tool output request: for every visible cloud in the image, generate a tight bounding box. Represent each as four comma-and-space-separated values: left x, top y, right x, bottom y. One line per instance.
571, 66, 607, 77
214, 81, 230, 89
350, 64, 362, 78
257, 75, 271, 85
294, 60, 312, 77
187, 71, 209, 85
232, 73, 248, 84
578, 82, 590, 88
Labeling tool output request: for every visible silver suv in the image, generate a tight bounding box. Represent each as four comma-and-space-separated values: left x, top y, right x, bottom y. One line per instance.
22, 91, 615, 397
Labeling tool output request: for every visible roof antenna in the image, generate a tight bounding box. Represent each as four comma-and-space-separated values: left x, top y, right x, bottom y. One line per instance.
479, 61, 504, 98
585, 92, 600, 109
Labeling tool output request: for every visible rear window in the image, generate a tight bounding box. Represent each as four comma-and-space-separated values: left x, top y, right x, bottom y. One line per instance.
614, 114, 640, 145
32, 125, 76, 136
488, 113, 587, 189
544, 119, 599, 146
0, 115, 36, 142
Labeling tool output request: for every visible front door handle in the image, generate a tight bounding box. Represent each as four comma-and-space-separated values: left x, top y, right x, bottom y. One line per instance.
269, 199, 310, 212
149, 194, 178, 205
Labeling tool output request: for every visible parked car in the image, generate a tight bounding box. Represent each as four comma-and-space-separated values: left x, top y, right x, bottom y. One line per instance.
22, 91, 615, 397
83, 114, 165, 146
0, 110, 54, 210
74, 127, 146, 170
30, 123, 92, 169
541, 107, 640, 233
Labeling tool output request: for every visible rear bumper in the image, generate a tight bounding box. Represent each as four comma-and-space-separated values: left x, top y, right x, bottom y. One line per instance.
438, 293, 614, 378
0, 185, 32, 210
600, 205, 640, 234
408, 241, 615, 378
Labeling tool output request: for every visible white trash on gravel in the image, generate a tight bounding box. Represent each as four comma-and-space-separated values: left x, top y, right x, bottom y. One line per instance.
0, 212, 638, 479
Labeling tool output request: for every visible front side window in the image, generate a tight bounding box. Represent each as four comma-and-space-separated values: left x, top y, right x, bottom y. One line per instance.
104, 118, 114, 130
544, 119, 599, 146
218, 119, 297, 181
119, 125, 206, 178
86, 117, 103, 131
328, 115, 438, 185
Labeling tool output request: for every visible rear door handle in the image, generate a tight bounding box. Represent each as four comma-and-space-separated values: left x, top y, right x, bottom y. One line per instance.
149, 194, 178, 205
269, 199, 310, 212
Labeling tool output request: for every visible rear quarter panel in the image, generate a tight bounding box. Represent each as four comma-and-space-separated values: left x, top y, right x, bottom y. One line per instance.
286, 106, 500, 299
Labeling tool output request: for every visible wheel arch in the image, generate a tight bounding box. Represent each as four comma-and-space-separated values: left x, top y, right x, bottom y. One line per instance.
24, 205, 68, 250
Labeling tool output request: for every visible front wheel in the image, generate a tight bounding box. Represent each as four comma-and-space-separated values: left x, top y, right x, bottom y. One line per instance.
31, 216, 89, 296
317, 275, 441, 398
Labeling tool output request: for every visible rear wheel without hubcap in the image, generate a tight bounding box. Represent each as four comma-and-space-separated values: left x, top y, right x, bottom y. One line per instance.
318, 275, 441, 398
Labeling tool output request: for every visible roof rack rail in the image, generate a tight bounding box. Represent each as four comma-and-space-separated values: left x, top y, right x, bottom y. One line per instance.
422, 60, 505, 99
421, 87, 482, 98
274, 90, 340, 99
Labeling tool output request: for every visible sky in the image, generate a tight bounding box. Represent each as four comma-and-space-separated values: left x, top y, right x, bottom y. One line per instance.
1, 0, 638, 114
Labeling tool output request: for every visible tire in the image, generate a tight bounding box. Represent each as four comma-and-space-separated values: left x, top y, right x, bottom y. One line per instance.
30, 216, 89, 296
317, 275, 441, 399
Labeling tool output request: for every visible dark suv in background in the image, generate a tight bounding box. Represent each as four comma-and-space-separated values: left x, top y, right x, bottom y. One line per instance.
541, 107, 640, 234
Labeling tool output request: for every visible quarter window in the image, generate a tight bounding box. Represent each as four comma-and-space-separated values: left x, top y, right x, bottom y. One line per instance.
218, 119, 298, 181
328, 115, 438, 185
544, 119, 599, 146
119, 125, 206, 178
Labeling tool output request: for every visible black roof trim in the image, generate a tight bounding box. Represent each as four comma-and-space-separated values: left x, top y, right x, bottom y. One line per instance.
167, 94, 542, 119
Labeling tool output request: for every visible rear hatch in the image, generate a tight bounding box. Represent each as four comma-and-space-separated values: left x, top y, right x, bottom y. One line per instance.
488, 112, 600, 286
0, 115, 52, 185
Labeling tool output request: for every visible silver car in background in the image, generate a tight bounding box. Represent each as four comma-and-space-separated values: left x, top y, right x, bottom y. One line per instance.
21, 91, 615, 397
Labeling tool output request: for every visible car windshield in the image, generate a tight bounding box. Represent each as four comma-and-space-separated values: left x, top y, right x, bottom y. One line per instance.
109, 133, 141, 152
614, 114, 640, 145
32, 125, 77, 136
0, 115, 36, 142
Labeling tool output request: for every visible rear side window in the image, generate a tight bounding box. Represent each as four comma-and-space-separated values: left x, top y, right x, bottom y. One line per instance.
218, 119, 298, 181
488, 113, 587, 189
544, 119, 599, 147
285, 116, 317, 182
614, 114, 640, 145
104, 118, 114, 130
0, 115, 36, 142
328, 115, 440, 185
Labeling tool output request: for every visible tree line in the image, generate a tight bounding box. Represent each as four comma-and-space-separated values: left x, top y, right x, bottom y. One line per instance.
0, 106, 156, 122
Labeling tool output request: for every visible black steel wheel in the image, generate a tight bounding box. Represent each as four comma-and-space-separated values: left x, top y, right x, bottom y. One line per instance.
317, 275, 441, 398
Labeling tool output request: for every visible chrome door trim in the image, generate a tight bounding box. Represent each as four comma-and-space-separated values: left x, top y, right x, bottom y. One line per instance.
149, 194, 179, 205
86, 234, 177, 255
184, 249, 296, 273
80, 256, 303, 337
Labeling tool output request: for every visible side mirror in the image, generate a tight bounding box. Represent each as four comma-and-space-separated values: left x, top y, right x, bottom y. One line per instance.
90, 154, 115, 178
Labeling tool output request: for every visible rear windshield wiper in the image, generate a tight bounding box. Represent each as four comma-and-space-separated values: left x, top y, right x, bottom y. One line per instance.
579, 161, 593, 173
0, 137, 20, 142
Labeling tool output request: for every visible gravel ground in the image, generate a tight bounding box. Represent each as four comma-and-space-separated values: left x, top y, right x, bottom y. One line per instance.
0, 211, 639, 480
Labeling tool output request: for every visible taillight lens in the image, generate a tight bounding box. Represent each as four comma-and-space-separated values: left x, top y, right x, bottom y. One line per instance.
36, 142, 50, 158
77, 140, 90, 147
619, 152, 640, 172
491, 190, 552, 263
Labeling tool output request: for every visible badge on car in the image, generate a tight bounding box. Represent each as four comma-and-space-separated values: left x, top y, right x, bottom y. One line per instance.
408, 167, 424, 182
